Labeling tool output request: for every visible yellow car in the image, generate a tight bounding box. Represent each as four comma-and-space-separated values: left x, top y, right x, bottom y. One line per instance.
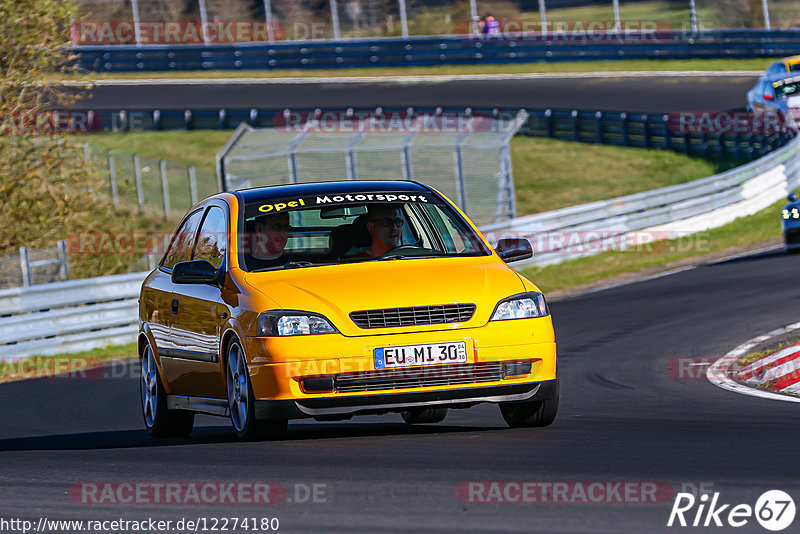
139, 181, 558, 440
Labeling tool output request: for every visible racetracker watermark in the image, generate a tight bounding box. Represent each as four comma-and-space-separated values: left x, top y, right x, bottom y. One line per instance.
667, 111, 799, 135
0, 111, 103, 135
457, 481, 674, 504
467, 19, 672, 40
273, 110, 514, 134
665, 357, 719, 380
482, 230, 712, 255
69, 482, 327, 505
71, 21, 280, 45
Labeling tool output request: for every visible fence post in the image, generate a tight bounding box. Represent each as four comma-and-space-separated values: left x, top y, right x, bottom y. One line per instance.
198, 0, 211, 45
452, 133, 469, 212
643, 114, 651, 149
761, 0, 771, 30
188, 165, 199, 205
131, 0, 142, 46
263, 0, 275, 42
19, 247, 31, 287
57, 240, 70, 281
538, 0, 547, 39
399, 0, 409, 37
159, 159, 171, 219
330, 0, 341, 40
545, 109, 553, 138
134, 154, 145, 213
108, 152, 119, 207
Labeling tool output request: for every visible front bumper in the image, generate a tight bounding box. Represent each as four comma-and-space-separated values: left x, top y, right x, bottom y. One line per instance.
254, 379, 558, 420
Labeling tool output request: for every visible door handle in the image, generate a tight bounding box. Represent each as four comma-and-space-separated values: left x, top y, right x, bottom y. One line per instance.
172, 298, 179, 315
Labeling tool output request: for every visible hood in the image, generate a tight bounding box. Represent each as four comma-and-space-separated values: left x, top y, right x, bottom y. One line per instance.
243, 256, 527, 337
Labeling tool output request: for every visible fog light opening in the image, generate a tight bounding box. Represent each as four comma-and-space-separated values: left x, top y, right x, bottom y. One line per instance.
300, 375, 335, 393
502, 360, 532, 379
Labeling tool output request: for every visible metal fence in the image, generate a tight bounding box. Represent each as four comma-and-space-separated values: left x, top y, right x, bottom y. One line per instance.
216, 110, 528, 225
74, 28, 800, 72
72, 0, 795, 48
83, 144, 219, 220
0, 243, 70, 290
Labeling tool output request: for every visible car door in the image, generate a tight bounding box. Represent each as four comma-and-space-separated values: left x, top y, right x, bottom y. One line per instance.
144, 208, 204, 360
164, 204, 228, 398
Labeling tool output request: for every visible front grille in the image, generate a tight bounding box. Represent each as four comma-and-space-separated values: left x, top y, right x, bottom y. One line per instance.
334, 362, 504, 393
350, 304, 476, 329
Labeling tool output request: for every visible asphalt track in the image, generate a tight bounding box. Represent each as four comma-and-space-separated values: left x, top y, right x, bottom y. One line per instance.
80, 73, 758, 113
2, 247, 800, 533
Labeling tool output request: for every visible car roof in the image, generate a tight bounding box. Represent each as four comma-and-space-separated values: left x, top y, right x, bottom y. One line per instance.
232, 180, 434, 204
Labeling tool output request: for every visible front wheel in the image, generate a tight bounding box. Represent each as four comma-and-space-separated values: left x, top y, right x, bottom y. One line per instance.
226, 339, 287, 441
499, 382, 559, 428
140, 342, 194, 438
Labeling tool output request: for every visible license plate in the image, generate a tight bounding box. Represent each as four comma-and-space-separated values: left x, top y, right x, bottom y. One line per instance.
374, 341, 468, 370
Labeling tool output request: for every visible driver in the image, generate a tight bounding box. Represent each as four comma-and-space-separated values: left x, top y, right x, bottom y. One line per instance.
248, 212, 290, 268
362, 204, 404, 257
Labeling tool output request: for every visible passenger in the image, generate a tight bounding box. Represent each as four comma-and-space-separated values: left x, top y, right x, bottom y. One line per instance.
362, 205, 404, 257
249, 212, 290, 268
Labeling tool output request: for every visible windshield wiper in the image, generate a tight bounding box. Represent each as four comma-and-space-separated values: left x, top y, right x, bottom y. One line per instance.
282, 261, 316, 269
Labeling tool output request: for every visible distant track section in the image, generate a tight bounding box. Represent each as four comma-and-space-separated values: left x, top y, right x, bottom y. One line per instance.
75, 72, 757, 114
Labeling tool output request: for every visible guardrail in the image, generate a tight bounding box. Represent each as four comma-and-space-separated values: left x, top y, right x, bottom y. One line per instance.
88, 107, 795, 163
2, 133, 797, 360
74, 29, 800, 72
482, 135, 800, 267
0, 272, 146, 361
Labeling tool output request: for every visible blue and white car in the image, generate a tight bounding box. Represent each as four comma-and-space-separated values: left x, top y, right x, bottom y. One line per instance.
782, 192, 800, 252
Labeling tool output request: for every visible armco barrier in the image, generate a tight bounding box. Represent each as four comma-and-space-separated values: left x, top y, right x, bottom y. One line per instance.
482, 135, 800, 267
1, 135, 797, 359
0, 272, 147, 361
74, 29, 800, 72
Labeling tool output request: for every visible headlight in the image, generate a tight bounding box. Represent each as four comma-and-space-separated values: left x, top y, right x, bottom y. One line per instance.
257, 311, 337, 336
490, 292, 549, 321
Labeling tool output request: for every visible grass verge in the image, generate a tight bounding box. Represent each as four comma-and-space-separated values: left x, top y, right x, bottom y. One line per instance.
66, 58, 769, 82
0, 343, 137, 384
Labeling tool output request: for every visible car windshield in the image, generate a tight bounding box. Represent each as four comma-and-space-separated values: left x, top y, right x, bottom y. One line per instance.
774, 79, 800, 99
238, 190, 492, 272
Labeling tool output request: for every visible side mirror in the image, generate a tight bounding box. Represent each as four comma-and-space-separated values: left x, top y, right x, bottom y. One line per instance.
172, 260, 220, 285
495, 238, 533, 263
788, 192, 798, 202
764, 93, 774, 101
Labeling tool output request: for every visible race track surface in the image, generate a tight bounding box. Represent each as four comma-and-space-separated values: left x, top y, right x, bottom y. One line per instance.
2, 248, 799, 533
79, 74, 757, 113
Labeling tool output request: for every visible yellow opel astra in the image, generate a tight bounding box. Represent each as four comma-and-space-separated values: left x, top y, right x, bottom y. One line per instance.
139, 181, 557, 440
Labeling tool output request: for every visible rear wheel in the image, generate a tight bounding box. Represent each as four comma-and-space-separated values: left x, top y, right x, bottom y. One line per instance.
140, 342, 194, 438
226, 339, 287, 441
401, 407, 448, 424
499, 382, 559, 428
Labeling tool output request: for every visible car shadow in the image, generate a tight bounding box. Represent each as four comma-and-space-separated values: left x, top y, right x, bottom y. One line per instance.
0, 422, 505, 451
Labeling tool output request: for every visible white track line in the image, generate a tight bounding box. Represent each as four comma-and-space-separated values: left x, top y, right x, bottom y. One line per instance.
707, 321, 800, 403
78, 70, 762, 86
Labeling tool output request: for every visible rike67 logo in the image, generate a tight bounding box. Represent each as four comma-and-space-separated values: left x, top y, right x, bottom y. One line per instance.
668, 490, 796, 531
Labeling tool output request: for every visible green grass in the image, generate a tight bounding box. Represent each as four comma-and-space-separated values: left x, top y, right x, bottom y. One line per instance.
520, 199, 783, 293
511, 137, 721, 214
77, 130, 720, 217
0, 343, 137, 383
540, 0, 714, 30
76, 131, 232, 169
65, 58, 768, 82
738, 338, 800, 367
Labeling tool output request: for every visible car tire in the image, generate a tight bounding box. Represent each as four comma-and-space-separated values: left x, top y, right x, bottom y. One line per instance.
140, 342, 194, 438
401, 407, 448, 424
226, 338, 287, 441
499, 381, 559, 428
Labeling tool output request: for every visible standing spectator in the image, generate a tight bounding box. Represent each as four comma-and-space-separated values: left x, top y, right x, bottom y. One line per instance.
482, 12, 501, 36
